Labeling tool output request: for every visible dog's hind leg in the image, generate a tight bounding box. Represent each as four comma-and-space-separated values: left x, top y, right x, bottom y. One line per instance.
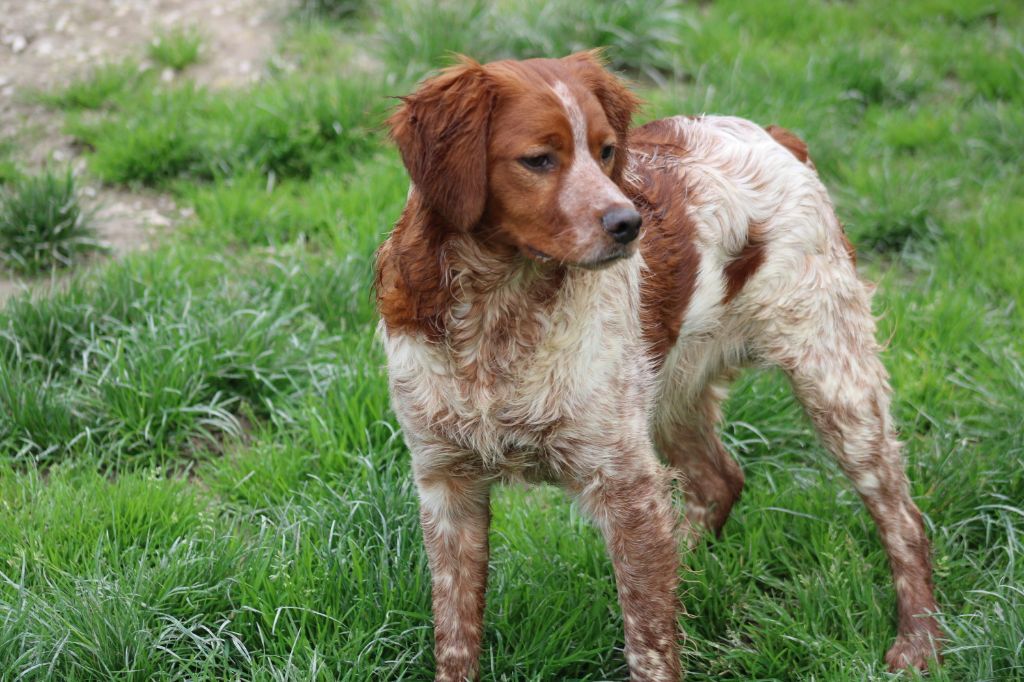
758, 266, 942, 671
654, 380, 745, 539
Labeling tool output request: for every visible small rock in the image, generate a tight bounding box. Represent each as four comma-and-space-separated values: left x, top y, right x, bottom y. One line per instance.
36, 39, 54, 56
10, 34, 28, 53
161, 68, 175, 82
143, 211, 173, 228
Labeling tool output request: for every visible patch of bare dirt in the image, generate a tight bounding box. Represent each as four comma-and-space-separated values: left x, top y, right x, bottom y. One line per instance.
0, 0, 291, 305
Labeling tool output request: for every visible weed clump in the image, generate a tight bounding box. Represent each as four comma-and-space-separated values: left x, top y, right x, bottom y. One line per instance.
148, 27, 203, 71
39, 60, 141, 110
0, 169, 101, 274
297, 0, 368, 20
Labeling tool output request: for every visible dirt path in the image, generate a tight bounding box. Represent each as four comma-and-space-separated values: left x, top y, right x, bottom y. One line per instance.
0, 0, 290, 303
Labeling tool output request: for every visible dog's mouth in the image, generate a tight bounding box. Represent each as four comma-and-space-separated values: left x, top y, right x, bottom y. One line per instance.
576, 249, 632, 270
523, 245, 554, 263
521, 244, 636, 270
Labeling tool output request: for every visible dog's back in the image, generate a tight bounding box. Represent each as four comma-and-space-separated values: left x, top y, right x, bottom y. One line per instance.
627, 114, 860, 388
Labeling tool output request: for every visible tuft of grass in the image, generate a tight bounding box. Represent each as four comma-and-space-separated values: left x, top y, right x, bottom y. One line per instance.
296, 0, 368, 21
0, 140, 20, 186
68, 87, 207, 186
38, 60, 142, 110
0, 168, 102, 274
825, 42, 934, 107
0, 369, 83, 462
148, 27, 203, 71
501, 0, 686, 83
371, 0, 494, 79
871, 107, 955, 153
948, 32, 1024, 104
836, 153, 955, 253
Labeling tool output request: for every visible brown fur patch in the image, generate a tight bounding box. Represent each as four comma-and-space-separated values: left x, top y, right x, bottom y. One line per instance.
765, 124, 810, 164
723, 220, 768, 304
629, 120, 700, 370
387, 58, 495, 232
838, 219, 858, 266
374, 193, 456, 341
631, 117, 689, 156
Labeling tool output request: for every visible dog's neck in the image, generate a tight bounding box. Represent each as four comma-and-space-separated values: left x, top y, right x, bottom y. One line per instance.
378, 191, 585, 342
444, 229, 563, 299
435, 230, 629, 388
441, 229, 568, 339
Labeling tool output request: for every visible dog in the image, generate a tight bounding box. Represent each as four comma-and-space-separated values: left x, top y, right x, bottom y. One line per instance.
374, 51, 942, 681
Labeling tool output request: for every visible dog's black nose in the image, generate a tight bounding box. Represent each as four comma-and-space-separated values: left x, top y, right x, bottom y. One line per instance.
601, 207, 642, 244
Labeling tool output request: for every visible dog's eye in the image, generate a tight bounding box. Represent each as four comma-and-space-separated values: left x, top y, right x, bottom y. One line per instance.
520, 153, 554, 171
600, 144, 616, 162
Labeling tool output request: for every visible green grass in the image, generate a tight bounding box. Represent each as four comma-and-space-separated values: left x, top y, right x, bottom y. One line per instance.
1, 0, 1022, 679
148, 27, 203, 71
363, 0, 685, 82
65, 76, 386, 188
37, 60, 143, 110
0, 168, 102, 274
296, 0, 369, 21
0, 141, 21, 186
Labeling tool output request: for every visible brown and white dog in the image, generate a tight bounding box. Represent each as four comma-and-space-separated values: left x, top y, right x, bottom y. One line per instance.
375, 51, 942, 681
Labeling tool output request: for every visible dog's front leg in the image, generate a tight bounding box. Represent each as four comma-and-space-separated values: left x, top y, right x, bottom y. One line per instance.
576, 455, 682, 682
415, 467, 492, 682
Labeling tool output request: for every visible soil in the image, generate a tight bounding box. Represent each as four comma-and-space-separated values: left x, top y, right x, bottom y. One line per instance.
0, 0, 290, 304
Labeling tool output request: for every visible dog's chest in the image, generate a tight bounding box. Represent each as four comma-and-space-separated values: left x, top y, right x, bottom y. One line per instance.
384, 261, 648, 473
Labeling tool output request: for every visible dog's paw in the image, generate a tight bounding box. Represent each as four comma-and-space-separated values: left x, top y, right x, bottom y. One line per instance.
885, 630, 943, 672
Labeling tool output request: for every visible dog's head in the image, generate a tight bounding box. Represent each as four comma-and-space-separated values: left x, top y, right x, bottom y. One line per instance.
387, 51, 642, 269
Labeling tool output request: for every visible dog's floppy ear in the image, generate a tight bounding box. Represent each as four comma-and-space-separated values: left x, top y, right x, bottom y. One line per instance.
387, 58, 496, 232
565, 50, 641, 180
